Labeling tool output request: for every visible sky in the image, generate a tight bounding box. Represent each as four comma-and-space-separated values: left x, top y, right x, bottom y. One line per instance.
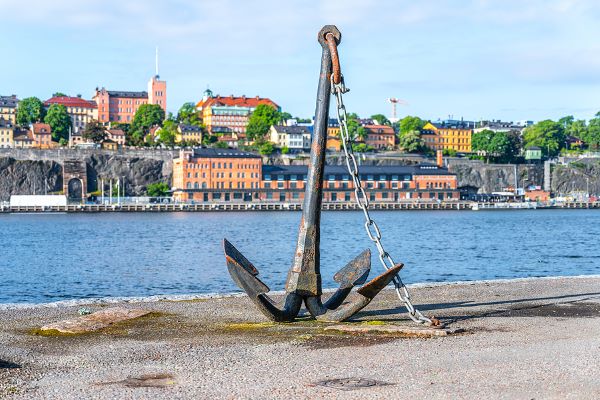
1, 0, 600, 123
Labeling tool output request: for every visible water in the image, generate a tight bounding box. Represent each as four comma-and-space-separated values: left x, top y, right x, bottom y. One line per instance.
1, 210, 599, 304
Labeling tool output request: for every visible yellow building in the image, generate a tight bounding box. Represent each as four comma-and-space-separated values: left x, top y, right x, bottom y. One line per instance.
0, 119, 15, 148
422, 122, 473, 153
176, 123, 203, 144
0, 95, 18, 123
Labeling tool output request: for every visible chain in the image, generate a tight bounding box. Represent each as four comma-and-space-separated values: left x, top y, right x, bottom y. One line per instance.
330, 75, 434, 325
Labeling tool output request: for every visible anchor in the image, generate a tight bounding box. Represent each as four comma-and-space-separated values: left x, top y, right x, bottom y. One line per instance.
223, 25, 403, 322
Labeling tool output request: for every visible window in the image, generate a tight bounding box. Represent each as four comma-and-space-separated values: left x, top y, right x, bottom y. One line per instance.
264, 182, 271, 189
264, 174, 271, 181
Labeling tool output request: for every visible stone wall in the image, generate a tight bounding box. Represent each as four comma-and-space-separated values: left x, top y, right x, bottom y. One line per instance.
448, 160, 544, 193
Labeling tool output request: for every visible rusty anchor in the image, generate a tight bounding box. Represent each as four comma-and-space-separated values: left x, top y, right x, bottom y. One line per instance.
223, 25, 403, 323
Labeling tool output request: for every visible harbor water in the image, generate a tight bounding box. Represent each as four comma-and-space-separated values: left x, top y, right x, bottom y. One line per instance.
1, 209, 599, 304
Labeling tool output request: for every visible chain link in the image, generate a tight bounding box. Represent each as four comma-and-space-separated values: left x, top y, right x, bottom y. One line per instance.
330, 75, 433, 325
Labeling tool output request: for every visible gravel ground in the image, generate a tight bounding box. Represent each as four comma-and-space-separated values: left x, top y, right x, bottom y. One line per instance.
1, 276, 599, 399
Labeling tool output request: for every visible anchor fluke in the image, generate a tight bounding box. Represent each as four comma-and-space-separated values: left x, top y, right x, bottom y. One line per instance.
305, 263, 404, 322
223, 239, 302, 322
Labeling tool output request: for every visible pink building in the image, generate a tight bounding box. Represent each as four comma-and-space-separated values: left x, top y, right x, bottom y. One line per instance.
93, 75, 167, 124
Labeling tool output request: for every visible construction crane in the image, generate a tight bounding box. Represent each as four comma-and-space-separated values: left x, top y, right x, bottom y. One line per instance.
387, 97, 408, 122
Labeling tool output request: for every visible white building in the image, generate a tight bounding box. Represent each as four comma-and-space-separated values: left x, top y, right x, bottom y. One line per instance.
269, 125, 312, 153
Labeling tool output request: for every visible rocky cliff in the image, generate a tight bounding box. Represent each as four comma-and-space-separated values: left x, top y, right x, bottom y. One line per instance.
448, 161, 544, 193
0, 158, 63, 200
0, 150, 172, 201
551, 159, 600, 195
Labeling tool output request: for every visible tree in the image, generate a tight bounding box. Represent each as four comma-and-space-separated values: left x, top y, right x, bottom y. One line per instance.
258, 141, 274, 155
246, 104, 280, 141
146, 182, 170, 197
130, 104, 165, 145
280, 112, 293, 123
44, 104, 71, 142
398, 116, 425, 135
558, 115, 574, 130
176, 102, 202, 127
16, 97, 45, 126
585, 115, 600, 149
346, 113, 366, 141
214, 141, 229, 149
522, 120, 566, 157
52, 92, 68, 97
397, 130, 423, 153
370, 114, 391, 126
281, 146, 290, 154
157, 119, 178, 147
82, 120, 107, 143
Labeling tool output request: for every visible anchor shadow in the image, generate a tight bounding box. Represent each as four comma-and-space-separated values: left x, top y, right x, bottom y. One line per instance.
0, 359, 21, 369
355, 291, 600, 323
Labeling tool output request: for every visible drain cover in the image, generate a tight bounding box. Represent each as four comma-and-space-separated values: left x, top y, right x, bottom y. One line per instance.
315, 377, 391, 391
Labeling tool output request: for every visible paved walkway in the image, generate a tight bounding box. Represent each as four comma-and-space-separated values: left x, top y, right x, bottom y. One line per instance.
1, 276, 599, 399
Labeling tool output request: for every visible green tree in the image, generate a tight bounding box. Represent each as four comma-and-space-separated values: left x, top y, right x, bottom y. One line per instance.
397, 130, 423, 153
258, 141, 274, 155
370, 114, 391, 126
214, 141, 229, 149
52, 92, 68, 97
130, 104, 165, 145
281, 145, 290, 154
16, 97, 46, 126
398, 116, 425, 135
81, 120, 107, 143
176, 102, 202, 126
146, 182, 170, 197
44, 104, 71, 142
558, 115, 574, 130
522, 120, 566, 157
246, 104, 280, 141
280, 112, 293, 123
585, 114, 600, 149
346, 113, 366, 141
158, 119, 178, 147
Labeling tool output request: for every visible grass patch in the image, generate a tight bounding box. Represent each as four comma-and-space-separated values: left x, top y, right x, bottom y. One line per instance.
224, 322, 276, 331
361, 320, 387, 326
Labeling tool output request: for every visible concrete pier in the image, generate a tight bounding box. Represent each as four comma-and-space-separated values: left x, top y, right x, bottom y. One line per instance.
1, 276, 599, 399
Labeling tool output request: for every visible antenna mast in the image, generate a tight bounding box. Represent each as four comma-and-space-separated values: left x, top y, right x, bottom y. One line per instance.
155, 47, 159, 77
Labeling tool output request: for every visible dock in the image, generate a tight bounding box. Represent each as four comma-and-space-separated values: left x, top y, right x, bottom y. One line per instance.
1, 200, 599, 213
1, 276, 599, 398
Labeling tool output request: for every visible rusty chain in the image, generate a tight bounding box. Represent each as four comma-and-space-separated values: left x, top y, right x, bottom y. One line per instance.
326, 35, 435, 325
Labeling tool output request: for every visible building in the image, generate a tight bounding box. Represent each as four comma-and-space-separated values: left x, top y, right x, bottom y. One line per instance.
363, 125, 396, 150
0, 95, 18, 123
43, 96, 97, 135
101, 139, 118, 151
172, 148, 263, 202
177, 124, 203, 144
474, 120, 524, 134
524, 146, 542, 162
31, 123, 55, 148
13, 128, 34, 148
172, 149, 459, 203
195, 89, 280, 135
0, 119, 15, 148
269, 125, 312, 153
326, 136, 342, 152
93, 75, 167, 123
422, 121, 473, 153
106, 129, 126, 147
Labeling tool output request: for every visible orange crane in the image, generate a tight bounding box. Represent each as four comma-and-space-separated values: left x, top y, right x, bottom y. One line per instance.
387, 97, 408, 121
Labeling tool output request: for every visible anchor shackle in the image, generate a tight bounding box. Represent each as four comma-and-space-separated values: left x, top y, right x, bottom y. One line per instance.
318, 25, 342, 84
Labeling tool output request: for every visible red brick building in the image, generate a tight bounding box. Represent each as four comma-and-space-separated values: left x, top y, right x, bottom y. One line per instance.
172, 149, 459, 203
363, 125, 396, 150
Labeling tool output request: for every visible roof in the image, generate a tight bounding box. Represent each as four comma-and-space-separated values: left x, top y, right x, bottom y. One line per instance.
526, 146, 542, 150
217, 136, 238, 141
107, 90, 148, 99
190, 148, 261, 159
271, 125, 311, 135
178, 123, 202, 132
44, 96, 97, 109
107, 129, 125, 136
32, 123, 51, 134
363, 125, 395, 135
13, 128, 33, 141
196, 95, 279, 110
0, 95, 18, 108
426, 121, 473, 130
262, 164, 455, 177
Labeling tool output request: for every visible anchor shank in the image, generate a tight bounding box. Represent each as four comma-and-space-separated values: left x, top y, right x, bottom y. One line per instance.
285, 26, 341, 297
